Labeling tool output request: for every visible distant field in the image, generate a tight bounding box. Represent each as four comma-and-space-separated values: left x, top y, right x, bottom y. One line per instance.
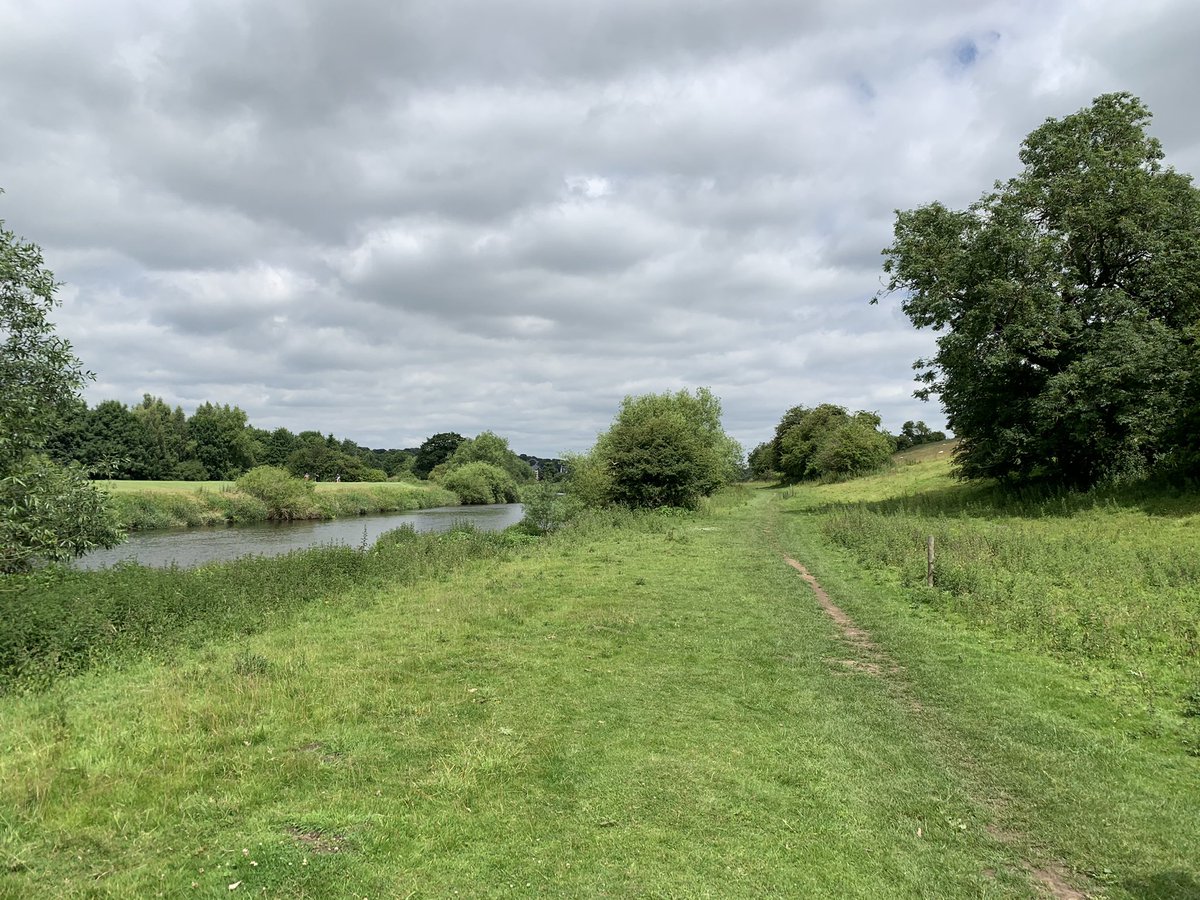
99, 479, 235, 493
891, 437, 958, 465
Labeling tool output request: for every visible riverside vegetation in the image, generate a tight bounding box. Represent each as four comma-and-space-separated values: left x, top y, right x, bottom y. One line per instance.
103, 470, 458, 531
1, 447, 1196, 898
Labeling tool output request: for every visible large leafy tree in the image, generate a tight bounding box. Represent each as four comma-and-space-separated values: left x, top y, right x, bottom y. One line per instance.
413, 432, 465, 479
1, 202, 122, 570
442, 431, 535, 483
187, 402, 257, 480
579, 388, 742, 509
879, 93, 1200, 486
774, 404, 893, 482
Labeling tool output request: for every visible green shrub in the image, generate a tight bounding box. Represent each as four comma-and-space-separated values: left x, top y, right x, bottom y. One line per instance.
518, 481, 578, 533
211, 491, 270, 523
442, 462, 520, 504
235, 466, 320, 520
0, 457, 124, 572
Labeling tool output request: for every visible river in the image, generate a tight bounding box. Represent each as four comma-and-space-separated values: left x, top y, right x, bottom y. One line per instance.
76, 503, 526, 570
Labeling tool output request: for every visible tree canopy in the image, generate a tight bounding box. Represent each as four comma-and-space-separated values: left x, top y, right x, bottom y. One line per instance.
879, 93, 1200, 486
574, 388, 742, 509
1, 203, 121, 570
768, 404, 893, 482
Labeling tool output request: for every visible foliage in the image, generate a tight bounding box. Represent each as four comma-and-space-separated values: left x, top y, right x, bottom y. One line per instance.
892, 420, 947, 452
440, 461, 521, 504
517, 480, 578, 533
188, 402, 257, 480
108, 480, 457, 530
879, 93, 1200, 487
444, 431, 535, 483
0, 202, 123, 570
235, 466, 320, 520
774, 404, 893, 482
414, 432, 465, 479
0, 456, 124, 572
0, 209, 87, 470
747, 441, 776, 480
577, 388, 742, 509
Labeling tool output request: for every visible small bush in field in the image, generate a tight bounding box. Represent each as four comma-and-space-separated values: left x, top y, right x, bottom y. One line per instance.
235, 466, 319, 520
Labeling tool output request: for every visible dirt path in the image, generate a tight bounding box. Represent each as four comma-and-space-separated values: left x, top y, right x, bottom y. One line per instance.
782, 553, 1090, 900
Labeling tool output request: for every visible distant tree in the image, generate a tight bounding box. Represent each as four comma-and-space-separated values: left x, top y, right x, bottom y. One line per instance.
444, 431, 535, 483
413, 432, 465, 479
80, 400, 156, 479
258, 427, 298, 468
133, 395, 189, 479
441, 461, 520, 504
747, 441, 776, 480
1, 202, 122, 570
775, 405, 893, 482
878, 93, 1200, 486
576, 388, 742, 509
893, 420, 947, 452
770, 406, 810, 471
187, 402, 257, 480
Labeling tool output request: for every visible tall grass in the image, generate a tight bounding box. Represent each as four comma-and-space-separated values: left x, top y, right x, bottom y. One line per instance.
803, 462, 1200, 720
0, 524, 530, 693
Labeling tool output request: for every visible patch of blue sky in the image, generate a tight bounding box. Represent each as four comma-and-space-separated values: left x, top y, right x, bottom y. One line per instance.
849, 74, 876, 104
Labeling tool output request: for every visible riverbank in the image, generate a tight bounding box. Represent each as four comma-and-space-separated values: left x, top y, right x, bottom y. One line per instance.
2, 464, 1196, 896
104, 479, 458, 530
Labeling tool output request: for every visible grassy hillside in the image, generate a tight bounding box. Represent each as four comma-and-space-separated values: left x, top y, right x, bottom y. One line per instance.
799, 450, 1200, 733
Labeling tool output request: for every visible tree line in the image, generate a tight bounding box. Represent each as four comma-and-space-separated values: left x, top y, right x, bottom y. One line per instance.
41, 397, 564, 485
747, 408, 945, 482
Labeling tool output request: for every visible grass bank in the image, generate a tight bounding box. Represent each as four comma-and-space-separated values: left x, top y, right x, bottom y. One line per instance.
1, 525, 533, 694
768, 464, 1199, 898
1, 469, 1196, 896
794, 450, 1200, 735
103, 480, 458, 531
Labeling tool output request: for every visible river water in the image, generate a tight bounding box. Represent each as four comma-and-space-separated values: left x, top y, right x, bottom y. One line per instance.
76, 504, 526, 570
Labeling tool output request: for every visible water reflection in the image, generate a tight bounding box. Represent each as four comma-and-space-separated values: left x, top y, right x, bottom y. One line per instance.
77, 504, 525, 570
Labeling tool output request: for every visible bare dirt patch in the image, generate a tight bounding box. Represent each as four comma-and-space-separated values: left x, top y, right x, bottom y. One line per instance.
783, 556, 900, 675
287, 827, 349, 854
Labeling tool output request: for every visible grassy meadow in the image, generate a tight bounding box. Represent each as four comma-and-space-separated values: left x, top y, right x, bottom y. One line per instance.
1, 452, 1197, 897
101, 479, 458, 531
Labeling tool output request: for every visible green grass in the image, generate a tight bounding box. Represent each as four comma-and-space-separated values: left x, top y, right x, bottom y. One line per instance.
100, 480, 237, 493
1, 465, 1197, 897
797, 456, 1200, 733
102, 481, 458, 531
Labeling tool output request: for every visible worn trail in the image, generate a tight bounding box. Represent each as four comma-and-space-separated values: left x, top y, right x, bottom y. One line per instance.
779, 543, 1089, 900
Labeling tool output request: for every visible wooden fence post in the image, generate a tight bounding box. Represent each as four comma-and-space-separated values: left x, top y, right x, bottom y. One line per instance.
926, 535, 935, 587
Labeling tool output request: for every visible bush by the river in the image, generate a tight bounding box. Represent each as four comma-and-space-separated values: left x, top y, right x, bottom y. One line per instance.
440, 461, 521, 504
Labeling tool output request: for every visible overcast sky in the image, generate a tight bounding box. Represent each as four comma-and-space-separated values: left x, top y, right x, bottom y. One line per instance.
3, 0, 1198, 456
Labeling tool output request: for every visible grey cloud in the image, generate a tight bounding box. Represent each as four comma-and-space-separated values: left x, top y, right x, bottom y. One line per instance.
4, 0, 1198, 456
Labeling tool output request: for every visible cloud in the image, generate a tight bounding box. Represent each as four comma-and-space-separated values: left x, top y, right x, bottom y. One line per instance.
2, 0, 1197, 456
